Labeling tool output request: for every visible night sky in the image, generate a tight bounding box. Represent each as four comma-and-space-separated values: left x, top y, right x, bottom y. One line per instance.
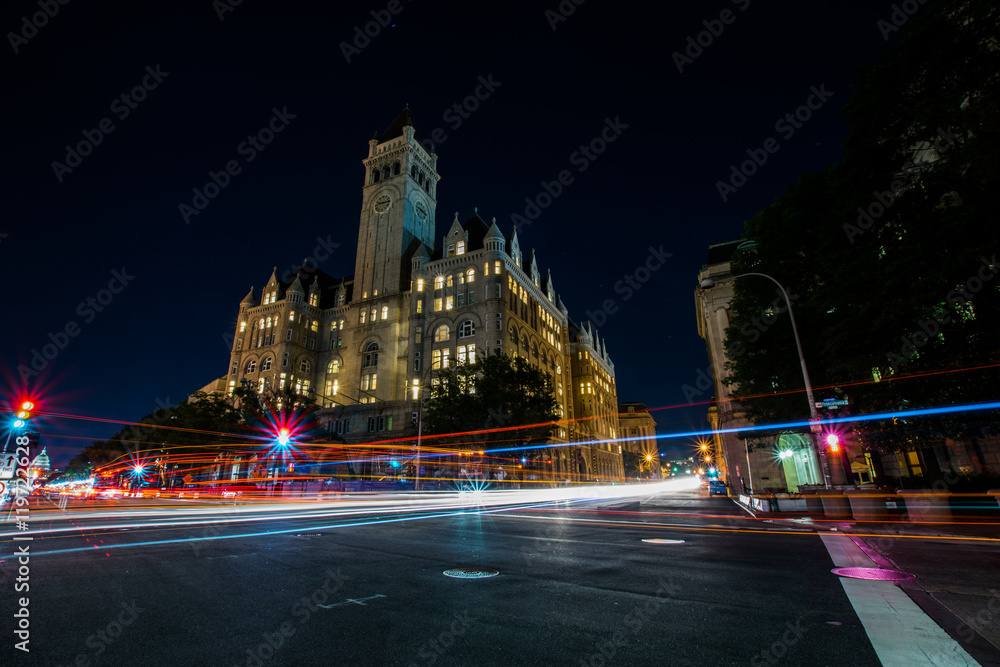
2, 0, 908, 466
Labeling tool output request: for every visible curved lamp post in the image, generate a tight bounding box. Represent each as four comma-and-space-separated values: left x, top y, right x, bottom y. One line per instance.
700, 272, 831, 489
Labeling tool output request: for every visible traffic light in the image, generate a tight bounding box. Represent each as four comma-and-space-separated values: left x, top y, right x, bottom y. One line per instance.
13, 401, 34, 428
826, 434, 840, 453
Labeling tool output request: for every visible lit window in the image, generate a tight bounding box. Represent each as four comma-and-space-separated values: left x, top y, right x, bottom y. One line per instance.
311, 320, 319, 332
416, 299, 423, 313
370, 373, 377, 390
467, 269, 475, 283
458, 344, 476, 364
259, 318, 265, 329
434, 298, 443, 312
417, 278, 424, 292
231, 360, 238, 375
459, 320, 475, 338
328, 360, 340, 374
361, 311, 366, 324
265, 317, 272, 328
289, 311, 295, 321
371, 308, 377, 321
262, 357, 272, 371
446, 296, 454, 310
239, 321, 247, 332
337, 295, 345, 305
381, 306, 388, 319
245, 359, 257, 374
228, 380, 236, 395
458, 273, 465, 285
432, 350, 441, 369
442, 349, 450, 368
434, 325, 450, 342
412, 379, 420, 400
435, 276, 444, 290
456, 241, 465, 255
300, 359, 311, 374
415, 327, 422, 343
494, 261, 501, 274
448, 244, 455, 256
446, 275, 453, 288
339, 319, 345, 330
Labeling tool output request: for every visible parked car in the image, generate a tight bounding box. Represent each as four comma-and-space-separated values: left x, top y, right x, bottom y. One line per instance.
708, 480, 728, 496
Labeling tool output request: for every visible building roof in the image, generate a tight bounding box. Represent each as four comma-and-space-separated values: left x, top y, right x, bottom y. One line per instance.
378, 105, 421, 143
706, 238, 743, 266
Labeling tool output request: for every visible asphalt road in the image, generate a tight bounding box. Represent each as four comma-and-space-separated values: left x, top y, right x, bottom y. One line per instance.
0, 490, 907, 666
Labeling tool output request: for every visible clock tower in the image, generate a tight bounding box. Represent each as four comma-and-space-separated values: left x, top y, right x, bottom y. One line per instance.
354, 107, 439, 299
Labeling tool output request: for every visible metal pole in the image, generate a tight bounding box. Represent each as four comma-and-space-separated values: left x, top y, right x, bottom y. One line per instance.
739, 272, 831, 488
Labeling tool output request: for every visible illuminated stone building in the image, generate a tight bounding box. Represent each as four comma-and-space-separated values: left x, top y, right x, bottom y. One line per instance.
618, 402, 660, 478
201, 109, 623, 480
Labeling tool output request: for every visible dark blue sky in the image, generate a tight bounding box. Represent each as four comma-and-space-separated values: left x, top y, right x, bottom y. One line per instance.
2, 0, 908, 465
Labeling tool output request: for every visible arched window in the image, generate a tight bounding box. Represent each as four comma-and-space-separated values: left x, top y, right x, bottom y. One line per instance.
259, 318, 265, 329
299, 359, 311, 374
509, 325, 517, 343
262, 357, 272, 371
381, 306, 388, 319
328, 359, 340, 374
458, 320, 475, 338
364, 343, 379, 367
265, 316, 272, 328
446, 275, 453, 287
467, 269, 475, 283
371, 308, 377, 321
373, 169, 380, 183
434, 276, 444, 290
245, 359, 257, 374
541, 352, 547, 367
531, 342, 539, 358
382, 165, 390, 180
418, 173, 424, 186
392, 161, 401, 175
411, 165, 417, 177
521, 334, 529, 350
434, 325, 450, 342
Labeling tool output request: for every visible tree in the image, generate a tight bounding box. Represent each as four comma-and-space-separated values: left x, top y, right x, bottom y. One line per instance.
723, 0, 1000, 454
421, 353, 560, 449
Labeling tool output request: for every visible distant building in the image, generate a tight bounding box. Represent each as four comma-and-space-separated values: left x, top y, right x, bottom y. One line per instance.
618, 402, 660, 478
200, 108, 623, 481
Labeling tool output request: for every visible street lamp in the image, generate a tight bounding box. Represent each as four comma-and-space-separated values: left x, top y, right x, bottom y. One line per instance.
700, 271, 831, 488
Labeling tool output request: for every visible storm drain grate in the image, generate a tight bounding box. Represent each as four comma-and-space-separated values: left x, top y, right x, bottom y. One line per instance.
443, 568, 499, 579
831, 567, 916, 581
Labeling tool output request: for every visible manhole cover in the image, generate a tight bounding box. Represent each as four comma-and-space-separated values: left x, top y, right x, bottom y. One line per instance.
642, 539, 685, 544
443, 568, 499, 579
831, 567, 916, 581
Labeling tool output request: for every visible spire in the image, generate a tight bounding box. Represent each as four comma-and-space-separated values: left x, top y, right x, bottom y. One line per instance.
309, 276, 321, 295
602, 338, 608, 360
241, 287, 257, 305
379, 106, 419, 142
287, 275, 305, 295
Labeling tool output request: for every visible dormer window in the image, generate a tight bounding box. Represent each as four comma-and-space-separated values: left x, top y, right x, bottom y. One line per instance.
456, 241, 465, 255
447, 244, 455, 256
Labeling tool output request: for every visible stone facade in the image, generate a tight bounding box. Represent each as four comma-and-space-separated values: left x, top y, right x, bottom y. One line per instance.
204, 109, 623, 481
618, 402, 661, 478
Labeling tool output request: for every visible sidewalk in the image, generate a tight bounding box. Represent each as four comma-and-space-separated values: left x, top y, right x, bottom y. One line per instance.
731, 495, 1000, 664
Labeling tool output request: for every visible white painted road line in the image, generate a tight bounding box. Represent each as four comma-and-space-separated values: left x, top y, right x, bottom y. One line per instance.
820, 534, 980, 667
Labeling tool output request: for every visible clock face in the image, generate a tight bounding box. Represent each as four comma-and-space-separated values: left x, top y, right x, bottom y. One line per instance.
373, 193, 392, 214
414, 201, 428, 222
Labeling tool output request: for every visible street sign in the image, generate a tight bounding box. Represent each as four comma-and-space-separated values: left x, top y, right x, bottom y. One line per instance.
809, 420, 823, 434
815, 399, 849, 408
0, 480, 6, 495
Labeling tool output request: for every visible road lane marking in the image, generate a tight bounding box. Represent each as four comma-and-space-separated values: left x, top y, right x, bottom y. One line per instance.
820, 534, 980, 666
